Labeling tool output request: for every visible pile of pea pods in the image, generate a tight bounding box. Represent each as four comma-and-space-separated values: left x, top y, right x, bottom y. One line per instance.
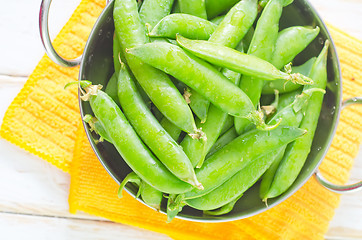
80, 0, 329, 222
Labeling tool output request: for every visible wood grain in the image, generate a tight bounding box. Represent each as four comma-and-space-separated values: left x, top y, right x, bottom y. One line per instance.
0, 212, 170, 240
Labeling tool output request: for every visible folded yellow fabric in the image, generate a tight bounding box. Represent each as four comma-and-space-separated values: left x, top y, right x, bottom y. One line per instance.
1, 0, 361, 239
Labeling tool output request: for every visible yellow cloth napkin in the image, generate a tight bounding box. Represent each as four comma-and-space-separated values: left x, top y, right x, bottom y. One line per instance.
1, 0, 362, 239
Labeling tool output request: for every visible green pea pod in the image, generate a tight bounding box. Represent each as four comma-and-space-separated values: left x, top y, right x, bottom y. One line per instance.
114, 0, 197, 135
262, 57, 317, 94
190, 44, 243, 128
179, 0, 207, 19
277, 89, 303, 111
186, 148, 282, 210
235, 0, 294, 134
170, 0, 249, 124
209, 15, 225, 25
187, 0, 255, 133
208, 0, 258, 49
139, 0, 174, 29
203, 194, 243, 215
220, 115, 234, 135
127, 42, 272, 128
114, 0, 148, 49
176, 35, 312, 84
206, 127, 238, 158
188, 68, 241, 169
117, 63, 201, 188
171, 0, 180, 13
87, 88, 193, 194
258, 149, 286, 199
179, 0, 257, 164
242, 26, 255, 53
183, 126, 306, 200
271, 26, 320, 69
160, 117, 182, 141
105, 73, 120, 106
181, 65, 240, 168
259, 26, 320, 95
149, 14, 217, 40
111, 47, 152, 109
181, 97, 232, 168
166, 125, 306, 220
264, 41, 329, 200
140, 181, 163, 211
205, 0, 239, 19
84, 114, 165, 210
259, 87, 324, 199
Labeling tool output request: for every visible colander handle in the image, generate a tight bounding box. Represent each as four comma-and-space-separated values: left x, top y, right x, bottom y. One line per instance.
39, 0, 112, 67
315, 97, 362, 193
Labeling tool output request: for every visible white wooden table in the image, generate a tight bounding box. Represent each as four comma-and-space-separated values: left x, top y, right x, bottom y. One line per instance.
0, 0, 361, 239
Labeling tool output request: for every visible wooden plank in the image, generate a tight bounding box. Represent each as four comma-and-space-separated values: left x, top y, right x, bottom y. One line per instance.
0, 0, 81, 76
0, 80, 102, 221
0, 0, 361, 238
0, 212, 171, 240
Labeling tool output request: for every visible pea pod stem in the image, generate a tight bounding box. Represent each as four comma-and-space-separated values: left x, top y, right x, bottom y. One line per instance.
186, 88, 210, 123
83, 114, 111, 143
262, 57, 317, 94
113, 34, 124, 78
176, 35, 313, 85
64, 80, 92, 91
118, 172, 141, 198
